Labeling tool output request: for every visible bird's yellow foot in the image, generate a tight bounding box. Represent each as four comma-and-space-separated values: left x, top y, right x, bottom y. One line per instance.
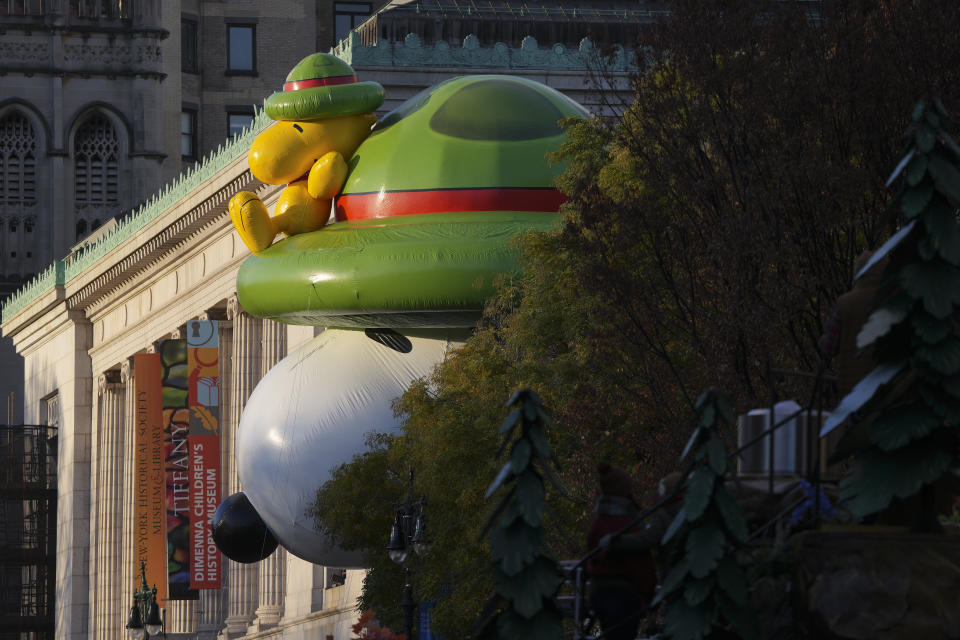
229, 191, 277, 253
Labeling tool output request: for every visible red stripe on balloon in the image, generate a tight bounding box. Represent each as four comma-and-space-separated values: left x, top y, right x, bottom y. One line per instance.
283, 75, 358, 91
335, 188, 567, 221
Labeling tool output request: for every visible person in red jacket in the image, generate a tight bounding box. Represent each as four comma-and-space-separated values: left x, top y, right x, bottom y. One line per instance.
586, 462, 663, 640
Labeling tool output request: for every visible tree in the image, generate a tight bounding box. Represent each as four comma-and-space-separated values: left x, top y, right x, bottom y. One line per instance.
831, 99, 960, 523
477, 390, 564, 640
655, 391, 756, 640
312, 1, 960, 636
352, 610, 406, 640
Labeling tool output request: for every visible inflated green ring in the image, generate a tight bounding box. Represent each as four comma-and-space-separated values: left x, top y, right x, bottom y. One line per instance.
236, 211, 560, 328
264, 81, 385, 121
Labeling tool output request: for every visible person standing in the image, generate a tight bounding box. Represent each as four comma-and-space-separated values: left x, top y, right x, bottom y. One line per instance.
585, 463, 668, 640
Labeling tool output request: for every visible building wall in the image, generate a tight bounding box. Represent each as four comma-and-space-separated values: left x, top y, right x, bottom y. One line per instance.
185, 1, 318, 159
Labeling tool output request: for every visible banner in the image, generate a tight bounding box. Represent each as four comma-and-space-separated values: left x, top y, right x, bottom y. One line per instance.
186, 320, 221, 590
159, 338, 197, 601
133, 353, 167, 605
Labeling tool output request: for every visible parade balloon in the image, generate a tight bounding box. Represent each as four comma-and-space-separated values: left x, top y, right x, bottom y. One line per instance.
235, 327, 468, 566
228, 53, 383, 254
210, 491, 279, 563
217, 55, 588, 567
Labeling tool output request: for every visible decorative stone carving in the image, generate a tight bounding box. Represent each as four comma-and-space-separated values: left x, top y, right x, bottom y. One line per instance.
60, 44, 160, 65
200, 308, 228, 322
0, 41, 50, 62
137, 45, 162, 63
333, 32, 638, 72
63, 44, 132, 64
226, 294, 243, 321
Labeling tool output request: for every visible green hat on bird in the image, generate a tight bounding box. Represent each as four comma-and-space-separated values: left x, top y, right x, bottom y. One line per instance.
265, 53, 384, 121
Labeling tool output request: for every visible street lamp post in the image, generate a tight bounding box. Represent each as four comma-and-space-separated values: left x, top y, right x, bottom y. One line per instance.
125, 561, 164, 639
386, 471, 427, 640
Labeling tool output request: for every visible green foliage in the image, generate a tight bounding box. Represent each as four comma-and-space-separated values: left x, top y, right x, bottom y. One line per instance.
310, 2, 960, 634
840, 101, 960, 518
655, 391, 758, 640
308, 436, 410, 630
477, 390, 564, 640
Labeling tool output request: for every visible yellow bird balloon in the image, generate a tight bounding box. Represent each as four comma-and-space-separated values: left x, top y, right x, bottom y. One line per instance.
229, 53, 384, 253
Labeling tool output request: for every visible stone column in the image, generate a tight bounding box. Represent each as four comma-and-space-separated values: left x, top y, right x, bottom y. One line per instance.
90, 372, 123, 640
221, 296, 262, 638
119, 360, 136, 617
54, 317, 94, 640
166, 601, 197, 635
249, 320, 287, 632
87, 376, 102, 640
198, 313, 230, 640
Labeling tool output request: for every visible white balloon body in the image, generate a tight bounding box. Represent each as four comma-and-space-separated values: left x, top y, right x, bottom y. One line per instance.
236, 327, 466, 566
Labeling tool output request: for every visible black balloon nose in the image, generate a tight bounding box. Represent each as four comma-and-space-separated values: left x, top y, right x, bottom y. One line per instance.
211, 492, 279, 563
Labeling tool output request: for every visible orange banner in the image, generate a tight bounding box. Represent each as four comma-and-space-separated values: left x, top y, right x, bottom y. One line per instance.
133, 353, 167, 604
187, 320, 221, 590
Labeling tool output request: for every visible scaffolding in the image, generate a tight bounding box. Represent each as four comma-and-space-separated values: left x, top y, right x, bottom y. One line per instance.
0, 425, 57, 640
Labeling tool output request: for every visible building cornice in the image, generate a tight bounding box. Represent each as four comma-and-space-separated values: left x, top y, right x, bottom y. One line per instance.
66, 165, 261, 317
1, 107, 271, 326
331, 32, 641, 73
0, 22, 169, 39
0, 68, 167, 80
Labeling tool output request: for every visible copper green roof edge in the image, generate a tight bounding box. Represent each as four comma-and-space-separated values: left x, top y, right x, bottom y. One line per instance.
2, 105, 273, 324
331, 31, 642, 72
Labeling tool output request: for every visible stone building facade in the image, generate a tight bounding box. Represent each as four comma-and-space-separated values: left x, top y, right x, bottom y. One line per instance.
1, 3, 638, 640
0, 0, 395, 422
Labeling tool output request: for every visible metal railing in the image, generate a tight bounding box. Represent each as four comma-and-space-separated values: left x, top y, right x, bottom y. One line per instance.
563, 365, 837, 639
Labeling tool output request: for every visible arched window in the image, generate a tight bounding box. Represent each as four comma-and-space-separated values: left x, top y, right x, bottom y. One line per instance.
0, 112, 38, 207
74, 114, 119, 207
0, 110, 39, 278
74, 113, 120, 239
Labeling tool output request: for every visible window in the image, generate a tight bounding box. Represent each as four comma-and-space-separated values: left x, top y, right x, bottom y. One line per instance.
228, 111, 254, 139
69, 0, 128, 18
0, 111, 38, 206
41, 393, 58, 428
74, 113, 119, 239
181, 18, 198, 73
325, 567, 347, 589
181, 110, 197, 160
1, 0, 43, 16
334, 2, 372, 42
227, 24, 255, 73
74, 114, 119, 206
